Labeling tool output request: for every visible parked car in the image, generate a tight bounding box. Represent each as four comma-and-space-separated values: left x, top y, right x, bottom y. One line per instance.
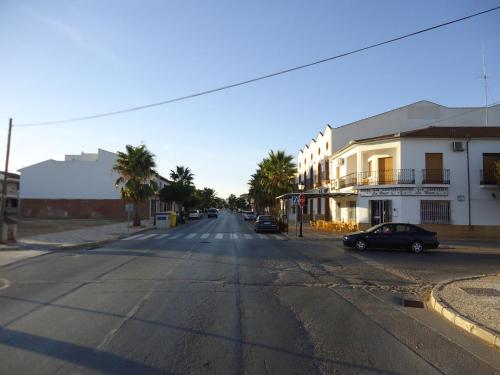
188, 209, 202, 219
254, 215, 279, 233
343, 223, 439, 253
207, 208, 218, 218
242, 211, 256, 221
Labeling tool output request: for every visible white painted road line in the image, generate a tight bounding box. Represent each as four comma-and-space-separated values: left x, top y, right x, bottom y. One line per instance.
271, 234, 285, 240
169, 233, 183, 239
121, 234, 146, 241
258, 234, 268, 240
156, 234, 170, 239
230, 233, 238, 240
138, 234, 158, 240
215, 233, 224, 239
201, 233, 210, 239
185, 233, 197, 239
244, 234, 253, 239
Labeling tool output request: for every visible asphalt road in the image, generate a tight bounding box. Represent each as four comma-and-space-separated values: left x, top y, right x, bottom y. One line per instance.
0, 211, 498, 374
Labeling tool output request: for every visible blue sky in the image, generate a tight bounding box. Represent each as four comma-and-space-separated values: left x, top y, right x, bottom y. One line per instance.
1, 0, 499, 197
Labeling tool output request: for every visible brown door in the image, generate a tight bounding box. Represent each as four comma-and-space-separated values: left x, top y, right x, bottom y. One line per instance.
378, 157, 393, 184
325, 198, 330, 220
425, 153, 443, 183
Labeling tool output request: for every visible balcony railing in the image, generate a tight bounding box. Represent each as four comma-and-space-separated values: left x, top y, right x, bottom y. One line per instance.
357, 169, 415, 186
480, 169, 497, 185
338, 172, 358, 188
422, 169, 450, 184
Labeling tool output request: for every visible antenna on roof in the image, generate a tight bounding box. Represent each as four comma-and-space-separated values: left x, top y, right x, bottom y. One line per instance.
481, 37, 489, 126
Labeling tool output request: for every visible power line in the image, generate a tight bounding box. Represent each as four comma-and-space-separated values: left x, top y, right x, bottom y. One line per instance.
15, 5, 500, 127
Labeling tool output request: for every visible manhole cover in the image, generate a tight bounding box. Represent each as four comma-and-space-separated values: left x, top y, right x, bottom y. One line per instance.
461, 287, 500, 297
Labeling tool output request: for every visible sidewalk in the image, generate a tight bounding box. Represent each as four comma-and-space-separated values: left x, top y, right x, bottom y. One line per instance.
430, 274, 500, 348
0, 220, 154, 267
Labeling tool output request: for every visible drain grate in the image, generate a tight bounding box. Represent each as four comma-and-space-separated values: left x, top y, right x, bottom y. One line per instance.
461, 287, 500, 297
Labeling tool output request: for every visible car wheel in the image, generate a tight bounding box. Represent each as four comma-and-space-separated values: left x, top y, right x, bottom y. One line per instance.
355, 240, 366, 251
410, 241, 424, 254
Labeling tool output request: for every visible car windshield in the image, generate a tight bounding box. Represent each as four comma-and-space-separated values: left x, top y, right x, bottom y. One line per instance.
208, 208, 217, 213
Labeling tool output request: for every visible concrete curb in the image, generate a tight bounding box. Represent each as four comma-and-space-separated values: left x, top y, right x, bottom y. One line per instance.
429, 274, 500, 349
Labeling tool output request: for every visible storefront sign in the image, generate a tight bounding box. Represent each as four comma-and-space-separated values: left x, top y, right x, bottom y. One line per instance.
358, 187, 448, 197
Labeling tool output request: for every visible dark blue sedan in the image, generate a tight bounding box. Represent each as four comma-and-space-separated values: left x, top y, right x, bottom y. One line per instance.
343, 223, 439, 253
254, 215, 279, 233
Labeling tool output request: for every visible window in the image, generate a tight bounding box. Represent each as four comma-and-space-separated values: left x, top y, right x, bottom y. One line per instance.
310, 154, 313, 160
368, 160, 372, 177
304, 158, 306, 165
482, 153, 500, 184
318, 148, 321, 155
347, 201, 356, 220
317, 198, 322, 214
326, 142, 329, 150
420, 200, 450, 224
394, 224, 414, 233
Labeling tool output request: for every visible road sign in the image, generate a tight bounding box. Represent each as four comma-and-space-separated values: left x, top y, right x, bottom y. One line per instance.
291, 195, 299, 205
299, 193, 305, 207
125, 203, 134, 212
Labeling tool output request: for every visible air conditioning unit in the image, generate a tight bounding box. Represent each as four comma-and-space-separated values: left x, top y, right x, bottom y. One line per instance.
338, 158, 345, 166
332, 179, 340, 190
452, 141, 464, 152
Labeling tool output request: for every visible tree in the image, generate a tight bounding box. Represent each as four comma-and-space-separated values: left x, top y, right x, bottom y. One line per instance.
248, 150, 296, 215
113, 144, 158, 226
159, 166, 195, 221
198, 187, 217, 210
227, 194, 237, 210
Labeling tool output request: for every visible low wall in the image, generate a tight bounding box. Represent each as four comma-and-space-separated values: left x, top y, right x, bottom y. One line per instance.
358, 222, 500, 239
20, 199, 149, 220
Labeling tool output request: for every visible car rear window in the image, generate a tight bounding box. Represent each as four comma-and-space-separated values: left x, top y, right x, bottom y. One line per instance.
259, 216, 273, 221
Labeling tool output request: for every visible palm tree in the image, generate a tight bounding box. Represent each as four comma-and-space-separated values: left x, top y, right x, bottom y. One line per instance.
169, 166, 194, 185
113, 145, 158, 226
248, 150, 296, 215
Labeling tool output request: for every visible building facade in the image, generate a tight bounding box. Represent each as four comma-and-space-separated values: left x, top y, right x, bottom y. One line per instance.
286, 101, 500, 237
19, 149, 169, 220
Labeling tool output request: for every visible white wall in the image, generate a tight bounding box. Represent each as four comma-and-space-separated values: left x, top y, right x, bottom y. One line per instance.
400, 138, 500, 225
19, 149, 121, 199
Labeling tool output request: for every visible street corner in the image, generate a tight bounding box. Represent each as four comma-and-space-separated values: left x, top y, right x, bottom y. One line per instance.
430, 274, 500, 349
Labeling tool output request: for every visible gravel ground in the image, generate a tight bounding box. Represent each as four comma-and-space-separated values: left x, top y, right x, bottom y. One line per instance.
440, 274, 500, 334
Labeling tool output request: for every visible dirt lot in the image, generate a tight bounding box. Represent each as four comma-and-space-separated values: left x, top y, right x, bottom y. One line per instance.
17, 219, 121, 238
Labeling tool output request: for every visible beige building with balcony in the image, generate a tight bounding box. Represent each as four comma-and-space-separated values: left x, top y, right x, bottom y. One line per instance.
285, 101, 500, 237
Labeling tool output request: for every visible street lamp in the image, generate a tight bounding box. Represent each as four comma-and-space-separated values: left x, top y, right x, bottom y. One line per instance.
298, 183, 305, 237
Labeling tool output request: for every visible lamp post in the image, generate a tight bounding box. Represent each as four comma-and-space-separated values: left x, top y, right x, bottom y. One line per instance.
298, 183, 304, 237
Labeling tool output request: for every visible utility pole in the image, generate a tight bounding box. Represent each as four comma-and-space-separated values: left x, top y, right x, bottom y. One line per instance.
0, 118, 13, 243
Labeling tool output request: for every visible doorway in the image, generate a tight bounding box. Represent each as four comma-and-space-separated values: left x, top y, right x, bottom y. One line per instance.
370, 200, 392, 226
378, 157, 393, 184
425, 153, 443, 183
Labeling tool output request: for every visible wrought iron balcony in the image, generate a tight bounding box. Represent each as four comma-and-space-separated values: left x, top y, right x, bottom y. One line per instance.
421, 169, 450, 184
357, 169, 415, 186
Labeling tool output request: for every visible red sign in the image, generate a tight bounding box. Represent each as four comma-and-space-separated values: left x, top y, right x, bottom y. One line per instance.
299, 193, 305, 207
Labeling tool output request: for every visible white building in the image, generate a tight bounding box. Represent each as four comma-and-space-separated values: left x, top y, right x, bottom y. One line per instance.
19, 149, 169, 219
285, 101, 500, 237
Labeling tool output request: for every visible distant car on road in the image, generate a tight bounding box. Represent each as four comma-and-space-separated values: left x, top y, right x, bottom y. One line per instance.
254, 215, 279, 233
242, 211, 256, 221
188, 209, 202, 220
343, 223, 439, 253
207, 208, 218, 218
